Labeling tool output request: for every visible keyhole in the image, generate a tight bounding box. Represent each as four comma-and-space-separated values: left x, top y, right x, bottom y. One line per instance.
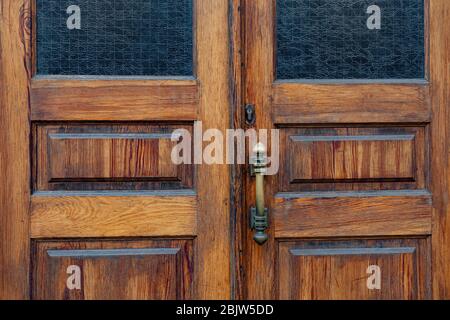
245, 104, 256, 125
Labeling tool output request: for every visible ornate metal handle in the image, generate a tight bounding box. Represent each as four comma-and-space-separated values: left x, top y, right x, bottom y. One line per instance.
250, 143, 269, 245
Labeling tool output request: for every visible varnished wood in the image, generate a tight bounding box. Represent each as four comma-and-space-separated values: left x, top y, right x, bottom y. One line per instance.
2, 0, 448, 300
241, 0, 443, 300
230, 0, 245, 300
279, 126, 427, 192
34, 124, 193, 191
288, 135, 415, 181
33, 239, 193, 300
194, 0, 231, 299
273, 83, 431, 124
430, 0, 450, 298
31, 79, 198, 121
243, 0, 277, 300
25, 0, 232, 300
0, 0, 31, 299
47, 133, 178, 180
278, 239, 430, 300
274, 191, 432, 238
30, 192, 197, 238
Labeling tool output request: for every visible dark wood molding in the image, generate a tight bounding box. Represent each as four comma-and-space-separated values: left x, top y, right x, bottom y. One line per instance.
229, 0, 245, 300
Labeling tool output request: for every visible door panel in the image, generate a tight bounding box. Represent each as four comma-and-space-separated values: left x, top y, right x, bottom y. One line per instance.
279, 126, 427, 191
241, 0, 449, 300
0, 0, 230, 299
33, 239, 193, 300
30, 192, 197, 238
30, 79, 199, 121
272, 83, 431, 124
34, 123, 193, 191
1, 0, 449, 300
278, 239, 430, 300
274, 191, 432, 238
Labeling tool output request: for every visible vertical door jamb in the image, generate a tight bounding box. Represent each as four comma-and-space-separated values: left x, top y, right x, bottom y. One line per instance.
0, 0, 32, 299
430, 0, 450, 299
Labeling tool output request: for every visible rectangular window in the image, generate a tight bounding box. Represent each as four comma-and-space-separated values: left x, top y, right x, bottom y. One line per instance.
276, 0, 425, 80
36, 0, 193, 76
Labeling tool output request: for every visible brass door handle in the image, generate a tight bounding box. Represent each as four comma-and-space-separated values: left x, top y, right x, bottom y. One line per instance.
250, 143, 269, 245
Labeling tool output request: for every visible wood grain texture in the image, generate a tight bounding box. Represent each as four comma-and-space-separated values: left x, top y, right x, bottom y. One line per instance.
27, 0, 232, 300
34, 124, 193, 191
0, 0, 31, 299
273, 83, 431, 124
242, 0, 436, 300
289, 134, 415, 180
31, 192, 197, 238
230, 0, 245, 300
194, 0, 231, 299
242, 0, 277, 300
430, 0, 450, 299
31, 78, 198, 121
33, 239, 193, 300
278, 239, 431, 300
48, 134, 178, 179
279, 126, 426, 192
274, 191, 432, 238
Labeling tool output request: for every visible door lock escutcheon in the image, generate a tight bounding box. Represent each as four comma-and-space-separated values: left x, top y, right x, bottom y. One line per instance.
250, 142, 269, 245
244, 104, 256, 125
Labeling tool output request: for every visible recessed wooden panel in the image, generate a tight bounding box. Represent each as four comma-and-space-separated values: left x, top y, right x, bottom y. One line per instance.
289, 134, 415, 181
33, 239, 193, 300
280, 127, 426, 192
48, 133, 178, 180
34, 124, 193, 191
274, 190, 432, 238
278, 239, 430, 300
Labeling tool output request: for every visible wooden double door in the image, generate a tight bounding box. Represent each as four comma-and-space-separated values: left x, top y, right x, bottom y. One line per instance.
1, 0, 450, 300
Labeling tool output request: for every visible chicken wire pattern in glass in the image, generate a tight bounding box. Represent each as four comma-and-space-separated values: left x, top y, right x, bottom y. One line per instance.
276, 0, 425, 79
37, 0, 193, 76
